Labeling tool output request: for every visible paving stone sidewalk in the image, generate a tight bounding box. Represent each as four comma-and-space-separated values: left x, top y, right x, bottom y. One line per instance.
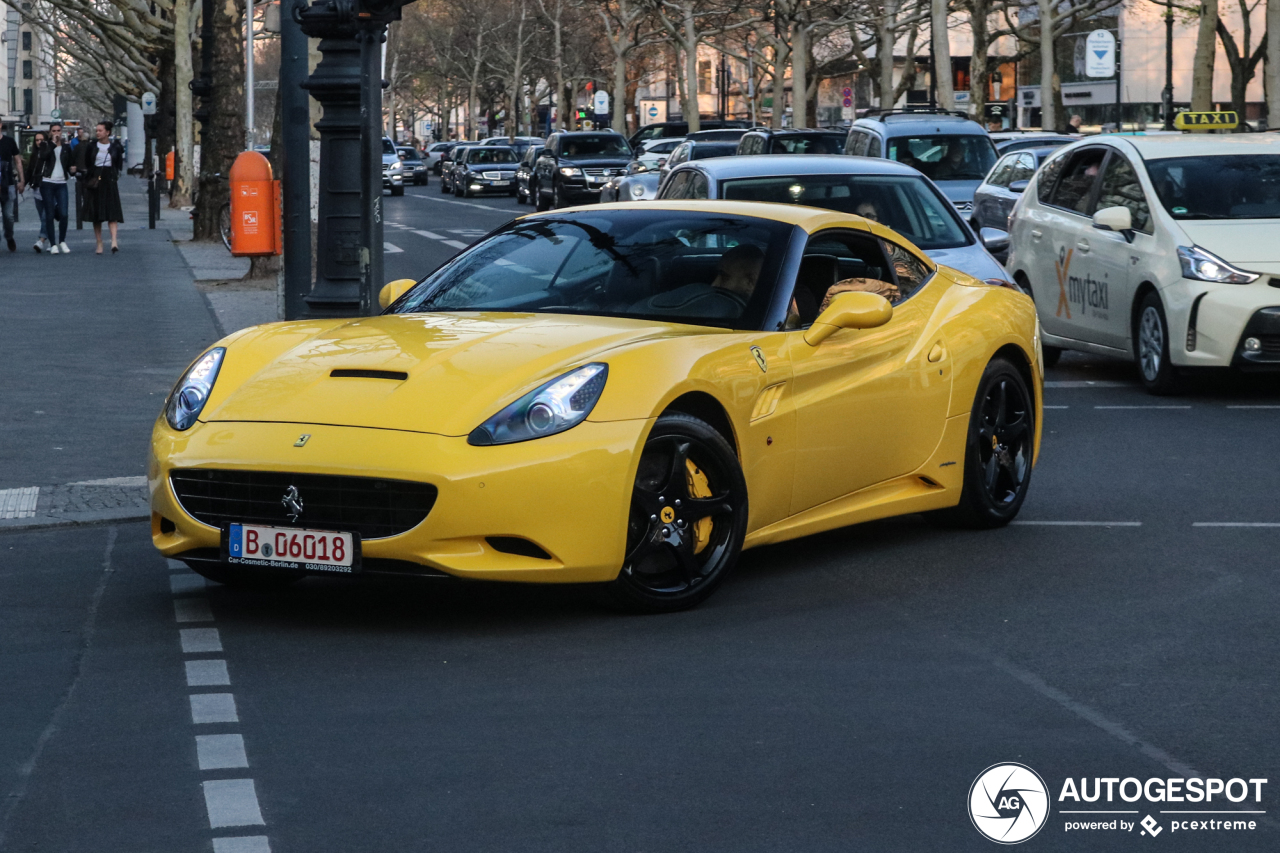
0, 478, 149, 531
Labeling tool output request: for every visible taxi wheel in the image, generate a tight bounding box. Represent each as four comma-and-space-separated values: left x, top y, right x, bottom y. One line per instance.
1136, 292, 1183, 395
599, 413, 748, 613
934, 357, 1034, 528
189, 563, 303, 590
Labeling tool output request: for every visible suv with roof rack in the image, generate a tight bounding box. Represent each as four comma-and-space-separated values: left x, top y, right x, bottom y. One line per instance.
735, 127, 848, 156
844, 110, 997, 215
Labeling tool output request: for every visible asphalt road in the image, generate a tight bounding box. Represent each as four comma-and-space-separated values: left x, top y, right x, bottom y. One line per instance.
4, 186, 1280, 852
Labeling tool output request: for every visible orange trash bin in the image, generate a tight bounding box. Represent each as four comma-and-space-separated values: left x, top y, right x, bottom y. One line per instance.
229, 150, 282, 257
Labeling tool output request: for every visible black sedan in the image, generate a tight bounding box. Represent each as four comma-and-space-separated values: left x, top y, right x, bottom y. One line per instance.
533, 131, 633, 210
450, 146, 520, 198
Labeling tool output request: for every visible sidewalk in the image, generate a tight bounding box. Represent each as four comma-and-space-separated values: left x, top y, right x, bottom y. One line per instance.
0, 178, 279, 528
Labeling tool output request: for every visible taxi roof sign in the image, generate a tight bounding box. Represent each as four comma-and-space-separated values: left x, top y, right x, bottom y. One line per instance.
1174, 110, 1239, 131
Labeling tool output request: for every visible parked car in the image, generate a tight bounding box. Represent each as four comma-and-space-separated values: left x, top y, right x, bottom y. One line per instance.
1006, 134, 1280, 392
515, 144, 545, 205
970, 146, 1065, 259
736, 128, 848, 156
450, 146, 520, 198
990, 131, 1079, 154
533, 131, 633, 210
628, 119, 749, 148
657, 154, 1009, 282
381, 137, 406, 196
396, 146, 429, 185
844, 110, 997, 215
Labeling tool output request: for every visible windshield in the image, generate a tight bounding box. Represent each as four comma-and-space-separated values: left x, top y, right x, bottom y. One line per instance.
769, 133, 846, 155
887, 135, 996, 181
720, 174, 971, 250
468, 148, 518, 165
691, 143, 739, 160
398, 148, 421, 160
392, 210, 793, 329
382, 139, 396, 155
1146, 154, 1280, 219
560, 135, 632, 157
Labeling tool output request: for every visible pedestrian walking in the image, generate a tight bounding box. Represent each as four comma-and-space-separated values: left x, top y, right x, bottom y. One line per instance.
26, 130, 49, 252
37, 122, 74, 254
0, 122, 25, 252
82, 121, 124, 254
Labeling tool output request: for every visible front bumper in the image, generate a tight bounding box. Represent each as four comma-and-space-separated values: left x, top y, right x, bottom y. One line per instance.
460, 177, 516, 194
382, 172, 405, 188
1232, 306, 1280, 369
1162, 278, 1280, 369
150, 419, 647, 583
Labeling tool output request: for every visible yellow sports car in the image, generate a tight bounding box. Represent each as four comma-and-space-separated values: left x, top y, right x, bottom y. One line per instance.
150, 201, 1043, 611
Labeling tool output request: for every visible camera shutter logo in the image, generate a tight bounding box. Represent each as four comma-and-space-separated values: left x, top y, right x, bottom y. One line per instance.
969, 763, 1049, 844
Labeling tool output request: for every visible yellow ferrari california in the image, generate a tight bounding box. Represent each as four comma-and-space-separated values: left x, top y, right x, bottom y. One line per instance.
150, 201, 1043, 611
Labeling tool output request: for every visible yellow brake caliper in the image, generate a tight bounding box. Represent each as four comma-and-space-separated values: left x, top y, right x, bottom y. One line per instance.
684, 459, 713, 554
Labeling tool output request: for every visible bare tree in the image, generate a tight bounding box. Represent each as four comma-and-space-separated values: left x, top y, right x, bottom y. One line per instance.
1216, 0, 1267, 118
598, 0, 664, 132
1192, 0, 1219, 109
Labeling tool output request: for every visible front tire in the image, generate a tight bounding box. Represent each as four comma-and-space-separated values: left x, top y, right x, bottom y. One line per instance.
933, 357, 1034, 528
1136, 292, 1182, 395
439, 176, 450, 194
390, 184, 405, 197
597, 413, 748, 613
553, 180, 565, 209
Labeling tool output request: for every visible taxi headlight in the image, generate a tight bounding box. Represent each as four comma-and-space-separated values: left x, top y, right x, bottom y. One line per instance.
468, 364, 608, 446
1177, 245, 1259, 284
165, 348, 225, 431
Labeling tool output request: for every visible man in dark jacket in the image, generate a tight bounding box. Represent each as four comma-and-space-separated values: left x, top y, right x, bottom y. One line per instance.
0, 122, 25, 252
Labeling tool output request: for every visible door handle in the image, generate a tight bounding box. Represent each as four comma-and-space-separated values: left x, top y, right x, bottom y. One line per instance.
1076, 240, 1090, 253
928, 343, 947, 363
1030, 229, 1043, 239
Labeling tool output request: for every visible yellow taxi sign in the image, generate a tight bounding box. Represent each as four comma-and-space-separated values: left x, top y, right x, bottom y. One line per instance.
1174, 110, 1239, 131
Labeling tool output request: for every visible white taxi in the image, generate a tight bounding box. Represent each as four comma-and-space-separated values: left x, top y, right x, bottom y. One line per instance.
1006, 133, 1280, 393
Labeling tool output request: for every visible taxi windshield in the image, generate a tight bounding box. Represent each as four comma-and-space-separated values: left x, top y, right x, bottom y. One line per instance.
390, 211, 792, 330
1146, 154, 1280, 219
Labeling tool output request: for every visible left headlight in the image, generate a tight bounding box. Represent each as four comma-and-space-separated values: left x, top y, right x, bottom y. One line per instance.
631, 183, 647, 198
468, 364, 608, 446
390, 161, 404, 172
1177, 245, 1259, 284
165, 347, 225, 431
559, 166, 582, 177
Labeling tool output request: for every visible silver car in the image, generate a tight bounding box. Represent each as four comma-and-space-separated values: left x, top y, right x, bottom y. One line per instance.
657, 155, 1010, 282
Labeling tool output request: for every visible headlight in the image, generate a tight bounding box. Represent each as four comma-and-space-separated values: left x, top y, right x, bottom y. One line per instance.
468, 364, 608, 446
165, 347, 225, 431
559, 166, 582, 177
631, 184, 646, 198
389, 161, 403, 172
1176, 245, 1259, 284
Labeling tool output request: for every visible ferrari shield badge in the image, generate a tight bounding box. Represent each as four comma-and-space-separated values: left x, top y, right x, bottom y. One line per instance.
750, 346, 767, 373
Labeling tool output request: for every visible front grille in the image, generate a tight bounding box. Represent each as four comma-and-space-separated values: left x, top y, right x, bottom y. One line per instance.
1259, 334, 1280, 355
171, 469, 437, 540
583, 168, 619, 178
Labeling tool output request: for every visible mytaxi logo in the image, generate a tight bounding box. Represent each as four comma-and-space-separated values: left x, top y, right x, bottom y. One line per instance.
1055, 246, 1073, 319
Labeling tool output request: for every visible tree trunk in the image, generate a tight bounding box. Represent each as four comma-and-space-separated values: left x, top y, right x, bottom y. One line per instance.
612, 49, 628, 132
1036, 0, 1056, 130
792, 24, 808, 127
968, 0, 989, 116
508, 0, 527, 141
1269, 0, 1280, 122
1192, 0, 1218, 110
468, 30, 483, 139
551, 3, 566, 129
878, 0, 899, 109
769, 41, 790, 127
172, 0, 194, 208
683, 4, 701, 131
933, 0, 953, 110
193, 0, 246, 241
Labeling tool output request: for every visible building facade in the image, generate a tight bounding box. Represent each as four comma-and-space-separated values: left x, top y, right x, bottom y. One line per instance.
2, 0, 57, 127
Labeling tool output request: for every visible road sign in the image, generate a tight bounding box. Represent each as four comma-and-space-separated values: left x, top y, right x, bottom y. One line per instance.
1085, 30, 1116, 78
843, 97, 853, 108
50, 108, 61, 120
842, 87, 853, 99
593, 91, 610, 114
141, 91, 157, 115
1174, 110, 1239, 130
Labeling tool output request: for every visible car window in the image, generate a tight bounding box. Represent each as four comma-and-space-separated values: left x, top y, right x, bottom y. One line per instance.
866, 136, 882, 158
847, 131, 868, 156
1009, 153, 1036, 183
663, 171, 691, 198
886, 135, 996, 181
1036, 151, 1068, 203
1145, 154, 1280, 220
381, 139, 396, 155
468, 148, 518, 165
668, 143, 690, 166
769, 134, 846, 155
690, 143, 737, 161
785, 230, 896, 329
687, 172, 710, 199
987, 155, 1016, 188
883, 240, 932, 300
558, 135, 630, 157
1048, 147, 1107, 214
1097, 153, 1152, 233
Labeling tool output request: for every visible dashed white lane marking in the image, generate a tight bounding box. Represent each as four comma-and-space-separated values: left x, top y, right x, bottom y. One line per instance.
1043, 380, 1130, 388
175, 598, 214, 623
407, 192, 508, 212
1193, 522, 1280, 527
1012, 521, 1143, 527
213, 836, 272, 853
412, 229, 444, 239
186, 659, 231, 687
1227, 405, 1280, 409
1094, 405, 1191, 410
441, 239, 469, 249
0, 486, 38, 519
197, 734, 250, 770
170, 573, 208, 594
202, 779, 266, 828
68, 475, 147, 487
383, 242, 404, 254
190, 693, 239, 724
1043, 405, 1069, 409
180, 627, 223, 653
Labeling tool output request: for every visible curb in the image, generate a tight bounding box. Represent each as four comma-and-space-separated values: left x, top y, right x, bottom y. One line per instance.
0, 508, 151, 533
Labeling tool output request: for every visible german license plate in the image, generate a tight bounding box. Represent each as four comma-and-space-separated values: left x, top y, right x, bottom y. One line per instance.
492, 180, 509, 186
224, 523, 359, 573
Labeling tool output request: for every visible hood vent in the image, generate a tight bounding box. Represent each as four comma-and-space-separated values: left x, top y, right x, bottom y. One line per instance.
330, 369, 409, 381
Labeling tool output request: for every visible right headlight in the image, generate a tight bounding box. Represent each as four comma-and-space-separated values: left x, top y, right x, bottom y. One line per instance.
468, 364, 608, 446
165, 347, 225, 431
559, 166, 582, 177
1177, 245, 1259, 284
631, 183, 647, 198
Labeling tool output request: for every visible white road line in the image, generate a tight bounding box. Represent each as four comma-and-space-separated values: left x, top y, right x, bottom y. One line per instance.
1012, 521, 1143, 527
67, 475, 147, 487
441, 239, 469, 249
0, 486, 38, 519
167, 558, 188, 571
175, 598, 214, 623
1227, 405, 1280, 409
202, 779, 265, 828
1043, 405, 1070, 409
384, 222, 410, 229
1193, 522, 1280, 527
383, 242, 404, 254
186, 659, 231, 687
1094, 405, 1191, 410
1043, 380, 1130, 388
196, 734, 250, 770
170, 573, 208, 594
190, 693, 239, 724
407, 192, 507, 212
213, 837, 272, 853
412, 229, 444, 239
180, 628, 223, 654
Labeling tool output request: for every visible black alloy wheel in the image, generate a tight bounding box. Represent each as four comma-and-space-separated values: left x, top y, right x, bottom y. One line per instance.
934, 357, 1034, 528
516, 185, 527, 204
1136, 291, 1182, 395
600, 413, 748, 613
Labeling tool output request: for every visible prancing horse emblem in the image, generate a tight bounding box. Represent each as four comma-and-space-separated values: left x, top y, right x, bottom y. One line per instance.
281, 485, 304, 522
751, 345, 767, 373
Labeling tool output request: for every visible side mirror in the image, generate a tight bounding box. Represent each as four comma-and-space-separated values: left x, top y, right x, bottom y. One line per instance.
1093, 205, 1132, 234
979, 227, 1010, 253
1008, 179, 1029, 194
378, 278, 417, 310
803, 291, 893, 346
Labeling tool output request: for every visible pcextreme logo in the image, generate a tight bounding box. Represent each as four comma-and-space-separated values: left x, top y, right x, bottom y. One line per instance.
970, 763, 1050, 844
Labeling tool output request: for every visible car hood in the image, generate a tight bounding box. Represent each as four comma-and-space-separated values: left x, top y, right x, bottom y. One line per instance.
926, 242, 1008, 281
560, 157, 632, 169
1176, 220, 1280, 264
936, 179, 983, 204
203, 314, 684, 436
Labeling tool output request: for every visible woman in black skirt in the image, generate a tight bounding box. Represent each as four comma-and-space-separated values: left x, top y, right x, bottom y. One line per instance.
82, 120, 124, 253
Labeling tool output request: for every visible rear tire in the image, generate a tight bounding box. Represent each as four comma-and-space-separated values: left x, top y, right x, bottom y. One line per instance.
1136, 292, 1183, 395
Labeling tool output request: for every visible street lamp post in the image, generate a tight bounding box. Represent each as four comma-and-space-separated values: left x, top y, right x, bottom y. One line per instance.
1163, 0, 1175, 130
